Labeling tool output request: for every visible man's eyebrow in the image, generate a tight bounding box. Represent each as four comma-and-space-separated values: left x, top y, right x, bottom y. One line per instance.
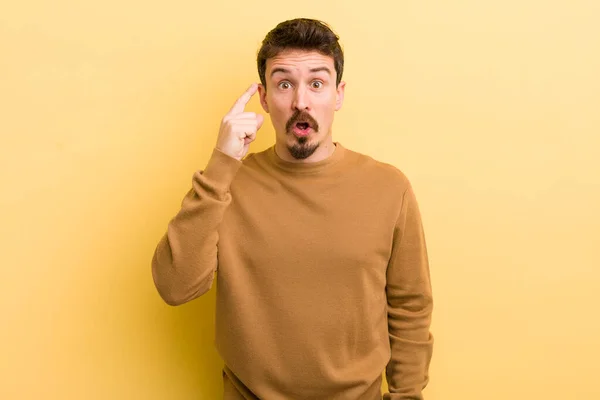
270, 67, 290, 77
270, 66, 333, 77
309, 66, 332, 75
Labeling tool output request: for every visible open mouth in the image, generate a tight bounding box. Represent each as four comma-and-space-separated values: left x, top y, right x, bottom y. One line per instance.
286, 112, 318, 137
292, 121, 312, 137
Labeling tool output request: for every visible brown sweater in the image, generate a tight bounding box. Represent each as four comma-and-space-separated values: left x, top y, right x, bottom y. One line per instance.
151, 142, 433, 399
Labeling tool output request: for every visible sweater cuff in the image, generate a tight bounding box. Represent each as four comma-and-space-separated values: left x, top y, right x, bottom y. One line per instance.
202, 147, 243, 191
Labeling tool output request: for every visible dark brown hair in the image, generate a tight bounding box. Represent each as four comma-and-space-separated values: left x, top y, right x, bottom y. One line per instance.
257, 18, 344, 88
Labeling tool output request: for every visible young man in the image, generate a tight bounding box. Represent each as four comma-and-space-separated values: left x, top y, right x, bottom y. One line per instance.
152, 18, 433, 400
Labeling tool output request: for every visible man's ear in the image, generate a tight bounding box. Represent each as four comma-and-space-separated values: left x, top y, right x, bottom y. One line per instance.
258, 83, 269, 113
335, 81, 346, 111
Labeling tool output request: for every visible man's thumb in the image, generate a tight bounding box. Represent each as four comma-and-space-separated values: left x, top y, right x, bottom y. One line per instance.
256, 114, 265, 130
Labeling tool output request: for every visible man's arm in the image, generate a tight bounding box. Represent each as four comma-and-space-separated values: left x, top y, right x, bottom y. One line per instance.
151, 148, 242, 305
384, 183, 434, 400
151, 84, 263, 306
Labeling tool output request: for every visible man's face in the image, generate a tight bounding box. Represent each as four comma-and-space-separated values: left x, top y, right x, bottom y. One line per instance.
258, 50, 345, 160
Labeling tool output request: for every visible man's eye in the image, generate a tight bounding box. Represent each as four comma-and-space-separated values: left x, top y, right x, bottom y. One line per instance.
279, 82, 291, 89
312, 81, 323, 89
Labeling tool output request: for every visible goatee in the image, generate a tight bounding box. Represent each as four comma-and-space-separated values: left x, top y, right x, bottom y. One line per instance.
288, 137, 319, 159
285, 110, 320, 159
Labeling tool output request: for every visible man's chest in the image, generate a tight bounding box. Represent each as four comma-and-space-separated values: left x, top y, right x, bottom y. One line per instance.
218, 178, 397, 278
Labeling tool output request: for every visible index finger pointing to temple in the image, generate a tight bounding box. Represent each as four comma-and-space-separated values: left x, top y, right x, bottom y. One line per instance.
228, 83, 258, 115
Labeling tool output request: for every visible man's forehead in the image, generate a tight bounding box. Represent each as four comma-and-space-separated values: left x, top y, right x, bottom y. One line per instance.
267, 50, 334, 73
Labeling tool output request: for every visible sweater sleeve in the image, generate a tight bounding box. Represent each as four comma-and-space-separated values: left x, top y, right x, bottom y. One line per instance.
384, 183, 434, 400
151, 148, 243, 306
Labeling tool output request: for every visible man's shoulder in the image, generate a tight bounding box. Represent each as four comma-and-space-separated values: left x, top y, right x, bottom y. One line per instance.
343, 145, 412, 189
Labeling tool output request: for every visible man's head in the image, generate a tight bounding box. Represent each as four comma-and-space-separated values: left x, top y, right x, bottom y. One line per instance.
256, 18, 346, 161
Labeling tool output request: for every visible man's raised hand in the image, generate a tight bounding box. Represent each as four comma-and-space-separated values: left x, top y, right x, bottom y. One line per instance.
215, 83, 264, 160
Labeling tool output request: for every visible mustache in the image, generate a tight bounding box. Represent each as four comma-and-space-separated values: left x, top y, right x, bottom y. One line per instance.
285, 110, 319, 132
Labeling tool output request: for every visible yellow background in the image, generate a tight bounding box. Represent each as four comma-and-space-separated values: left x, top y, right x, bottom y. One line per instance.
1, 1, 599, 399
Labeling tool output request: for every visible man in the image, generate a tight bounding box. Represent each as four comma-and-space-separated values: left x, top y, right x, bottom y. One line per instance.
152, 18, 433, 400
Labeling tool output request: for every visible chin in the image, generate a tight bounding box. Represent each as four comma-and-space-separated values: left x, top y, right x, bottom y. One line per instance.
287, 136, 320, 160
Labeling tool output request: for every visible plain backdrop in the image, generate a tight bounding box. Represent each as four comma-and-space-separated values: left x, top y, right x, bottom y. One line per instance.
1, 1, 599, 399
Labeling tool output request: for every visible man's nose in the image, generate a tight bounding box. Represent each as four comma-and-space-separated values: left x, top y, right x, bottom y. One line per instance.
292, 87, 310, 111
